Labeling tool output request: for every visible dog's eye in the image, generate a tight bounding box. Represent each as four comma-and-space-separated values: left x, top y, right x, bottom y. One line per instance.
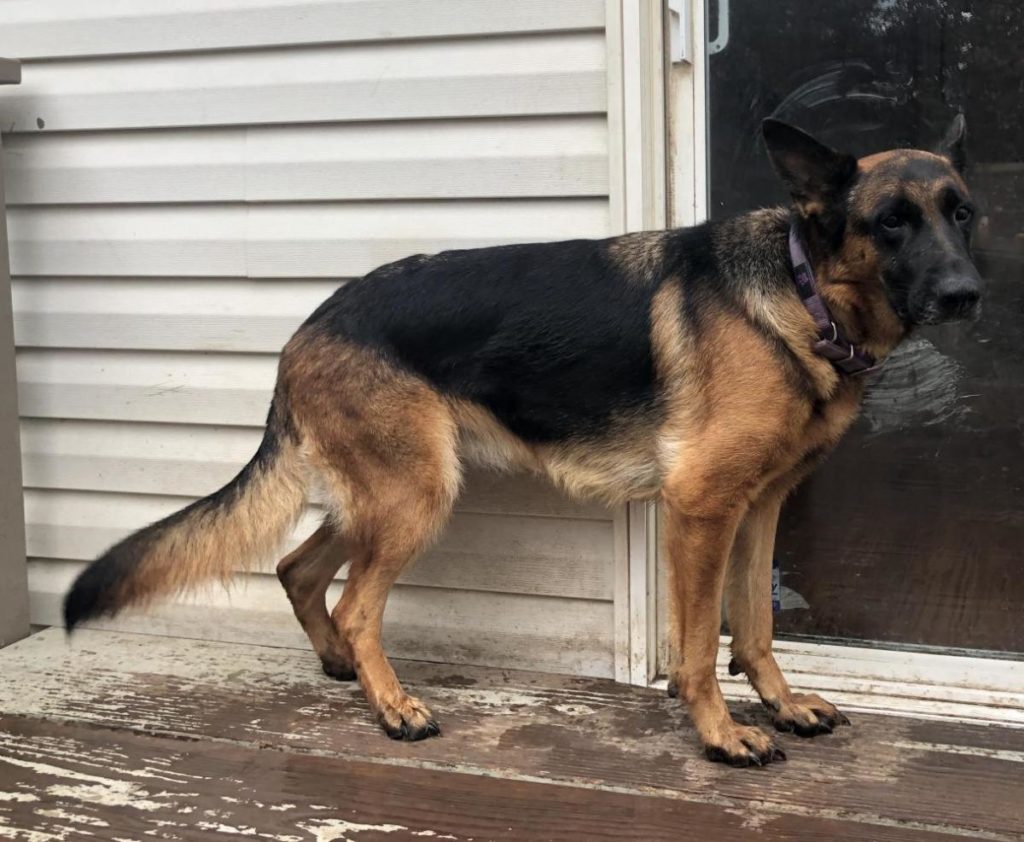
954, 205, 973, 224
880, 214, 903, 231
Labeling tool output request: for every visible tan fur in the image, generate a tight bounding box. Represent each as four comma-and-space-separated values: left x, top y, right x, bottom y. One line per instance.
536, 419, 663, 503
276, 524, 353, 678
654, 296, 869, 753
125, 430, 307, 610
453, 394, 664, 504
448, 399, 538, 473
277, 329, 462, 733
658, 315, 789, 752
725, 484, 845, 734
607, 230, 669, 286
649, 280, 709, 469
858, 148, 966, 190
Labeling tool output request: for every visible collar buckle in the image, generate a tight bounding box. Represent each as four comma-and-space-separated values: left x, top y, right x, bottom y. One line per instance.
789, 227, 883, 378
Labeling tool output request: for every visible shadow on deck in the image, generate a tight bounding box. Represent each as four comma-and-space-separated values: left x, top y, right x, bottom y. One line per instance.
0, 629, 1021, 840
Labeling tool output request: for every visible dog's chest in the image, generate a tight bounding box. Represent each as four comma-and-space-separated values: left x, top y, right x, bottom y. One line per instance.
795, 385, 864, 466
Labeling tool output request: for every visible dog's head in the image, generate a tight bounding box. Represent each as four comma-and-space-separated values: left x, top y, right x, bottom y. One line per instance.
762, 116, 982, 327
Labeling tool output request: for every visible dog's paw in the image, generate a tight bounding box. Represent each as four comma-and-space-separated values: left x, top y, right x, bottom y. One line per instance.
377, 694, 441, 742
703, 723, 786, 768
320, 653, 357, 681
321, 651, 358, 684
769, 692, 850, 737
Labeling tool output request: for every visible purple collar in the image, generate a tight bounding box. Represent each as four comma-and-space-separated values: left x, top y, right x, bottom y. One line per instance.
788, 227, 880, 376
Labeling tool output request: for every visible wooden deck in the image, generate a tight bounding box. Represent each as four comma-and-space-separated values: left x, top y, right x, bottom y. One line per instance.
0, 630, 1021, 840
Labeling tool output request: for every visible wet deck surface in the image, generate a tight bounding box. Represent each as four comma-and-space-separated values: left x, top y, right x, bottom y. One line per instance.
0, 629, 1021, 840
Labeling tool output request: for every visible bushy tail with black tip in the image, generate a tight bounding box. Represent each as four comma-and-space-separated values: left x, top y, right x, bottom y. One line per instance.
63, 398, 307, 631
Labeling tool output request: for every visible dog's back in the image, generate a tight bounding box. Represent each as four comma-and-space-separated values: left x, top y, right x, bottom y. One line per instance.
304, 238, 660, 443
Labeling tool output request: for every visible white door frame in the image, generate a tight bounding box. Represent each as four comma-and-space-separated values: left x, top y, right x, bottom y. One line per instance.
606, 0, 667, 685
646, 0, 1024, 725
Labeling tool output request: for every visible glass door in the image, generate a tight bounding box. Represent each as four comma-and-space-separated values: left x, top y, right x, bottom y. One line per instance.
705, 0, 1023, 656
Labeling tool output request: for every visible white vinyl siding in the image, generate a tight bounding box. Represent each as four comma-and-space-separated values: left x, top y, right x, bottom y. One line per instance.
1, 0, 629, 678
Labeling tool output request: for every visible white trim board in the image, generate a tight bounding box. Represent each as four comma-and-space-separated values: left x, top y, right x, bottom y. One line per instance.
652, 638, 1024, 727
605, 0, 668, 686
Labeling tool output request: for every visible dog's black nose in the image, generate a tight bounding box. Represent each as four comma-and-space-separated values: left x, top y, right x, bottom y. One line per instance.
935, 275, 982, 320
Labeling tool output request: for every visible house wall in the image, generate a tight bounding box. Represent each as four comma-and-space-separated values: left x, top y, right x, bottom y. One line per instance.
0, 0, 641, 677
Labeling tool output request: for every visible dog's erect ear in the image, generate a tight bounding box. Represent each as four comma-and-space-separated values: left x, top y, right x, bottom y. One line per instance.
938, 113, 967, 173
761, 119, 857, 217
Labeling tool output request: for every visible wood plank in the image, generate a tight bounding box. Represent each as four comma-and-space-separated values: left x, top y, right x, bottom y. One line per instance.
0, 714, 952, 842
1, 36, 606, 133
0, 0, 606, 60
1, 629, 1021, 839
3, 118, 608, 204
6, 200, 609, 277
25, 586, 615, 677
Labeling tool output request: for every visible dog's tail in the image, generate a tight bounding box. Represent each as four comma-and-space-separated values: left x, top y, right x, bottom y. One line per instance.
63, 395, 307, 632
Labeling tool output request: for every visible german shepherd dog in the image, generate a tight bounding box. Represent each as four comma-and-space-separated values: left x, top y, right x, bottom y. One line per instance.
64, 116, 981, 766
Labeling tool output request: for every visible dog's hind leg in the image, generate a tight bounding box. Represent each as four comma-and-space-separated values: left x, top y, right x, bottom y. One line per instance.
331, 534, 442, 741
277, 523, 356, 680
281, 334, 461, 740
725, 492, 850, 737
326, 443, 459, 741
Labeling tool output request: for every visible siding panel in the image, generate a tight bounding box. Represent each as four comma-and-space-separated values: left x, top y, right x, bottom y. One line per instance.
27, 562, 615, 678
4, 118, 608, 204
0, 0, 606, 59
18, 419, 611, 520
1, 1, 621, 676
23, 490, 614, 601
7, 199, 608, 277
0, 36, 605, 132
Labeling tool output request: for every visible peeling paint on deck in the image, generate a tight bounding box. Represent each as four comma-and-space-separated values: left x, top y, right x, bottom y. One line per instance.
0, 630, 1022, 841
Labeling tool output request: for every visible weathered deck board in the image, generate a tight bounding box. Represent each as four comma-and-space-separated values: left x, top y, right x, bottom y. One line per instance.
1, 629, 1022, 840
0, 715, 962, 842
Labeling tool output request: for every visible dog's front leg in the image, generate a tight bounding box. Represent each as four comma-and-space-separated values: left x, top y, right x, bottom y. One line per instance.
664, 481, 786, 767
726, 493, 850, 737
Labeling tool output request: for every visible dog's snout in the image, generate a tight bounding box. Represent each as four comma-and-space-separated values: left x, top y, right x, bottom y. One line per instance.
935, 275, 982, 320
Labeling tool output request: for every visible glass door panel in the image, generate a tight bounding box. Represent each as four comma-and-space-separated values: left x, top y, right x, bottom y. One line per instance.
708, 0, 1024, 654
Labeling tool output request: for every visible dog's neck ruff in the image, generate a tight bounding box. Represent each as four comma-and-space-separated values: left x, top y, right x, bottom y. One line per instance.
788, 227, 880, 376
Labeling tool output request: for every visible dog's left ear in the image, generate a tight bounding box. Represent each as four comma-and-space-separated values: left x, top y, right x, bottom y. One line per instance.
938, 113, 967, 173
761, 119, 857, 218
